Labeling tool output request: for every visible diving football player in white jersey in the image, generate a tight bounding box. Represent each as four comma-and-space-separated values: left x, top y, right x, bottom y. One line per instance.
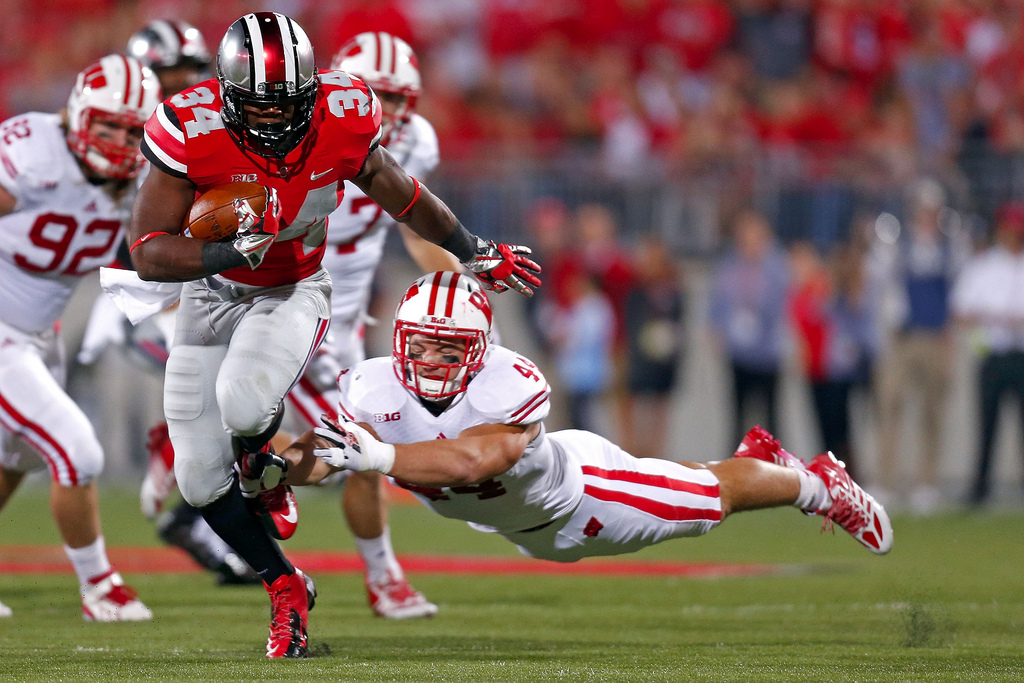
283, 31, 458, 619
274, 272, 893, 567
0, 55, 158, 621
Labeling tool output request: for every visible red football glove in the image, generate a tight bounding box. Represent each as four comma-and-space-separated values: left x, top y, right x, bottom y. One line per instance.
231, 187, 281, 269
465, 240, 542, 297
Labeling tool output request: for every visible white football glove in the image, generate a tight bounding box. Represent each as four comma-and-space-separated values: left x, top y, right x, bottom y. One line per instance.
231, 187, 280, 270
313, 414, 395, 474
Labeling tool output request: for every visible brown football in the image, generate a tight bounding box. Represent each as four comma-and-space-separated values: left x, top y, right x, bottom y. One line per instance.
184, 182, 268, 242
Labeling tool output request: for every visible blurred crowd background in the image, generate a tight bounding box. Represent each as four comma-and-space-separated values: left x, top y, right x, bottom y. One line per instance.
8, 0, 1024, 514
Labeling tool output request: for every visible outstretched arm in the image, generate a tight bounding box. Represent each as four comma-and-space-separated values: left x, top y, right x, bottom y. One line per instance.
353, 147, 541, 296
282, 420, 538, 488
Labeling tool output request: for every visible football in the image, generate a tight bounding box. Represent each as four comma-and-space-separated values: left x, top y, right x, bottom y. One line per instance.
184, 182, 268, 242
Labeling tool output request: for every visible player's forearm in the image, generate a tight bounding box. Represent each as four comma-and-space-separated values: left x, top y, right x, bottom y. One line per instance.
130, 236, 244, 281
388, 435, 520, 487
399, 224, 464, 273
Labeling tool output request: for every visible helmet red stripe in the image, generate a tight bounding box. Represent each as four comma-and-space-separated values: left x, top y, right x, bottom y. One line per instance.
119, 55, 132, 105
374, 32, 383, 72
427, 270, 444, 315
390, 35, 398, 76
444, 273, 460, 316
257, 13, 288, 83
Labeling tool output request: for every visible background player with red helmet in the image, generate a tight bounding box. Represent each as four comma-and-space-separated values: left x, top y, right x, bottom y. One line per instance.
127, 12, 539, 658
274, 272, 893, 570
0, 55, 158, 621
284, 31, 458, 620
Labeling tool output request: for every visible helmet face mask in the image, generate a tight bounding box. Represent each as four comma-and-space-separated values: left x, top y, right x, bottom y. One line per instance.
392, 272, 493, 402
66, 55, 161, 181
217, 12, 319, 160
331, 32, 420, 146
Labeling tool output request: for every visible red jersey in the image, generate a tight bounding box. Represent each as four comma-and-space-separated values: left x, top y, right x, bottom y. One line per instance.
141, 71, 382, 286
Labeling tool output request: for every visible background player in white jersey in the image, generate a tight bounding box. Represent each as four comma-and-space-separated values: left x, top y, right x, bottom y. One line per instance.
284, 31, 458, 620
273, 272, 893, 570
0, 55, 159, 621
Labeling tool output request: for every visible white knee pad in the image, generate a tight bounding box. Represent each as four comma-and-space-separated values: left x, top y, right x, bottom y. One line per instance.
165, 345, 234, 508
216, 370, 280, 437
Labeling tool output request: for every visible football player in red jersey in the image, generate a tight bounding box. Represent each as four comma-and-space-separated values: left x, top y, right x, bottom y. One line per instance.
126, 12, 540, 659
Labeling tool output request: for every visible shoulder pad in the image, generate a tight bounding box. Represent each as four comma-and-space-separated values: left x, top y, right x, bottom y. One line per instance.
0, 114, 69, 194
337, 357, 405, 423
467, 347, 550, 425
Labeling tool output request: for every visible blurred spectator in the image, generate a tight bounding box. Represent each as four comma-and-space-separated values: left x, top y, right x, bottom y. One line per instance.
523, 197, 580, 354
789, 241, 876, 477
710, 209, 789, 449
951, 202, 1024, 506
735, 0, 812, 81
622, 236, 686, 459
546, 270, 616, 433
577, 204, 637, 442
870, 179, 970, 512
896, 17, 972, 161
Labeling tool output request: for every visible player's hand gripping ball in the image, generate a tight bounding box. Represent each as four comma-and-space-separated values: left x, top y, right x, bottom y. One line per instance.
184, 182, 268, 242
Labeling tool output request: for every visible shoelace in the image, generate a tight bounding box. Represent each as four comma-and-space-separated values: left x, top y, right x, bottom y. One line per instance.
268, 583, 298, 641
820, 484, 869, 536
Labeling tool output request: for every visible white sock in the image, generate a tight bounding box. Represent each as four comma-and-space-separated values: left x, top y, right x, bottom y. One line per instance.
355, 526, 402, 583
794, 470, 832, 512
64, 536, 112, 590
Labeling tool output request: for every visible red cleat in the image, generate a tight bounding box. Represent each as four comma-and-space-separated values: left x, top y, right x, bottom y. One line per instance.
733, 426, 804, 469
366, 572, 438, 620
246, 485, 299, 541
265, 569, 316, 659
806, 452, 893, 555
140, 422, 176, 519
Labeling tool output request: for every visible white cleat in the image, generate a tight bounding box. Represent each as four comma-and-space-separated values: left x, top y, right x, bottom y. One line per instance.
807, 452, 893, 555
81, 571, 153, 622
0, 598, 11, 617
366, 572, 438, 620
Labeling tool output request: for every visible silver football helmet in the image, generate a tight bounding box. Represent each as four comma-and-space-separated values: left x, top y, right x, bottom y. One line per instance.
127, 19, 211, 71
217, 12, 318, 160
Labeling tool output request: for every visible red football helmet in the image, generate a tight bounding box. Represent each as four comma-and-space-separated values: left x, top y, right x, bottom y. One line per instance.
331, 32, 420, 146
217, 12, 318, 160
66, 55, 161, 180
393, 271, 493, 401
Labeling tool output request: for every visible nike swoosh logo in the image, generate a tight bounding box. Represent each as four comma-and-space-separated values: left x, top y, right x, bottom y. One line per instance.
310, 169, 332, 181
280, 502, 298, 524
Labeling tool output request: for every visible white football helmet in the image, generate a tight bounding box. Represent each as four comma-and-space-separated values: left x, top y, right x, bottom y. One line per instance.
393, 271, 493, 401
66, 55, 161, 180
331, 31, 420, 146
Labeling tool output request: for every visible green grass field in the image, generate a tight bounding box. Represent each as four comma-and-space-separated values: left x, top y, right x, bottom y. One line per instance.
1, 483, 1023, 681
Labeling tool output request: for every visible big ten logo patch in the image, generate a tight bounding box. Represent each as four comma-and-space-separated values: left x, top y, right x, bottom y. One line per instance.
231, 173, 258, 183
373, 412, 401, 423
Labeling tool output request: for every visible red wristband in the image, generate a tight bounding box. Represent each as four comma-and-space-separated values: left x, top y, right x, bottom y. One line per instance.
129, 231, 170, 254
392, 177, 421, 220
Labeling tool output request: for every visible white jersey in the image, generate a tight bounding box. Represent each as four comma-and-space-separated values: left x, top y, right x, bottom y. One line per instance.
338, 346, 583, 533
321, 114, 439, 322
0, 113, 134, 333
